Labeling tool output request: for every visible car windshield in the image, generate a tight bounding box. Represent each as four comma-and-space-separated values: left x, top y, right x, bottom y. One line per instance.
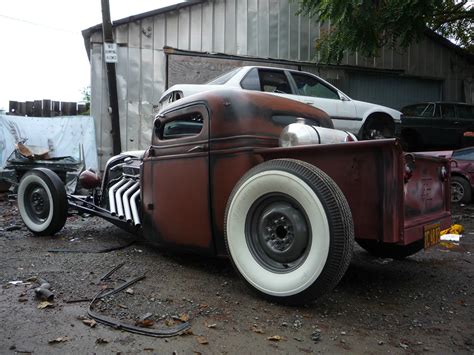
206, 68, 241, 85
452, 148, 474, 161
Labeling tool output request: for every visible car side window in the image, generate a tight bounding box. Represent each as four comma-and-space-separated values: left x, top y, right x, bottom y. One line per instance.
161, 111, 203, 140
258, 70, 292, 94
421, 104, 435, 117
440, 104, 455, 118
291, 72, 339, 100
456, 105, 474, 119
240, 68, 261, 91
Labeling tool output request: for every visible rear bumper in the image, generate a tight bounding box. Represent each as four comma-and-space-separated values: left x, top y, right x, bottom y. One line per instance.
403, 211, 451, 245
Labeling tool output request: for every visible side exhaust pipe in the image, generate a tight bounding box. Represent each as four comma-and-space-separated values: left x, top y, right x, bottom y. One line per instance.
130, 189, 141, 226
108, 179, 128, 215
115, 180, 134, 218
123, 182, 139, 222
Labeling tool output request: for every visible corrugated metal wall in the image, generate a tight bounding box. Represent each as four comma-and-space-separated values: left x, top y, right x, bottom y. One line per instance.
88, 0, 473, 168
347, 73, 443, 110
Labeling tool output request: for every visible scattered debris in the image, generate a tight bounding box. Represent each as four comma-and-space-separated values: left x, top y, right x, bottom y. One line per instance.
136, 319, 155, 328
311, 330, 321, 342
5, 225, 21, 232
399, 342, 409, 349
96, 338, 109, 344
441, 234, 462, 242
125, 288, 134, 295
29, 277, 54, 301
48, 337, 69, 344
37, 301, 54, 309
82, 319, 97, 328
206, 323, 217, 329
251, 325, 264, 334
86, 264, 190, 337
99, 262, 125, 281
196, 336, 209, 345
267, 335, 285, 341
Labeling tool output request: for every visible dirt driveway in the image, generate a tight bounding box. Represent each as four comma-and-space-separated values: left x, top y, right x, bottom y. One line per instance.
0, 193, 473, 354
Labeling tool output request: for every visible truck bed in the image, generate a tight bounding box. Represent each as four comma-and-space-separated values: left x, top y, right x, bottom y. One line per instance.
257, 139, 451, 246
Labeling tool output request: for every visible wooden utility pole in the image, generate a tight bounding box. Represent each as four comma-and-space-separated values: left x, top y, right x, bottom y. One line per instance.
101, 0, 121, 155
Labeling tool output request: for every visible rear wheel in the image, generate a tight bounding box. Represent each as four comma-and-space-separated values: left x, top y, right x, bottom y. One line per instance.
451, 176, 472, 204
17, 168, 68, 236
361, 116, 394, 140
224, 159, 354, 305
357, 239, 424, 260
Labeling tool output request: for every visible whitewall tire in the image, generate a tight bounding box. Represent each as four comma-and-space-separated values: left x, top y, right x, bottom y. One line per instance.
224, 159, 354, 305
17, 168, 67, 236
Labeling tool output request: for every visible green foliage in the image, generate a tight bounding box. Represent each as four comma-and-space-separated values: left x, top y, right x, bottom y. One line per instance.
80, 86, 91, 115
297, 0, 473, 64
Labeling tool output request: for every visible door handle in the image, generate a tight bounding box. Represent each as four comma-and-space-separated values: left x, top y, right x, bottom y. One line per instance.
187, 145, 205, 153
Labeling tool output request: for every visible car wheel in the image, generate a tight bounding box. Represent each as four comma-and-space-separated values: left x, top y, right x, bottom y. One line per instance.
356, 239, 424, 260
224, 159, 354, 305
17, 168, 68, 236
361, 118, 394, 140
451, 176, 472, 204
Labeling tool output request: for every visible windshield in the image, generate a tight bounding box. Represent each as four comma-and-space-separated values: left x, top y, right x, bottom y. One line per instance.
206, 67, 241, 85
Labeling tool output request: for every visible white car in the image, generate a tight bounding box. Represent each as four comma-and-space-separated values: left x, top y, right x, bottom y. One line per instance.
159, 66, 401, 139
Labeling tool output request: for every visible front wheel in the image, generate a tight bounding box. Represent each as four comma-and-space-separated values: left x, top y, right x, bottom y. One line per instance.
17, 168, 68, 236
224, 159, 354, 305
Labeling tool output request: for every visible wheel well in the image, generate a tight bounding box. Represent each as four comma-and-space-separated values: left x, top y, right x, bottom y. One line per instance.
359, 113, 394, 138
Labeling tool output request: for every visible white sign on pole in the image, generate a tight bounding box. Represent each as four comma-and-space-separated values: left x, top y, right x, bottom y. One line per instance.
104, 42, 118, 63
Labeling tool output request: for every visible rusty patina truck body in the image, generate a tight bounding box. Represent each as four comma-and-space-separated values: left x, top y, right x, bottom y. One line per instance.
17, 89, 451, 304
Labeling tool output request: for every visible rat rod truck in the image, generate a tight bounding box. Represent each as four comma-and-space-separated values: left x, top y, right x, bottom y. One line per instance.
16, 89, 451, 305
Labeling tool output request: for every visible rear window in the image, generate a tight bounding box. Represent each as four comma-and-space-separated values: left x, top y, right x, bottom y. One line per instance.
402, 104, 433, 116
206, 68, 241, 85
161, 112, 203, 140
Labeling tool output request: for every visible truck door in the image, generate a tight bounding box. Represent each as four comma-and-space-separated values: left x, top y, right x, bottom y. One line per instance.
142, 104, 214, 254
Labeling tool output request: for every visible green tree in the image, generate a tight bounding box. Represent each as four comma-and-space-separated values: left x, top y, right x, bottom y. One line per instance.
80, 86, 91, 115
297, 0, 473, 64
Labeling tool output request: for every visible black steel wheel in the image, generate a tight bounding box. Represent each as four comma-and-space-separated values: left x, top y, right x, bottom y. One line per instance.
224, 159, 354, 305
17, 168, 67, 236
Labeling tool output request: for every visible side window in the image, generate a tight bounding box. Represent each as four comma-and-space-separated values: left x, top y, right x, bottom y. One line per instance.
421, 104, 435, 117
291, 72, 339, 100
240, 68, 261, 91
456, 105, 474, 119
440, 104, 455, 118
258, 70, 292, 94
161, 111, 203, 140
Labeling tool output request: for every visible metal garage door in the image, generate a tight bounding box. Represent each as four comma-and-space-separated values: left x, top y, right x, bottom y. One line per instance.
347, 72, 442, 110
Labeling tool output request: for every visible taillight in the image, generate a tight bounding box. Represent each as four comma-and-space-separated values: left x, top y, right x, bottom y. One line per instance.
404, 164, 413, 183
440, 166, 449, 181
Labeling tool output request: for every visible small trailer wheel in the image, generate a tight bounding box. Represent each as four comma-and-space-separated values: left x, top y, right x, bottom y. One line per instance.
17, 168, 68, 236
224, 159, 354, 305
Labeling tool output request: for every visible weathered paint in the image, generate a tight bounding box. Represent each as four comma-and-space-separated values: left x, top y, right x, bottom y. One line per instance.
140, 90, 451, 255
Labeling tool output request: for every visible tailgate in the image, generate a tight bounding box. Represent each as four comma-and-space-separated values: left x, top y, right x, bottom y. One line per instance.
403, 153, 451, 245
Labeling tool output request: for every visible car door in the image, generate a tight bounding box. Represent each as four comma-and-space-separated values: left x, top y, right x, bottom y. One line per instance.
287, 71, 357, 132
143, 104, 214, 253
439, 103, 462, 146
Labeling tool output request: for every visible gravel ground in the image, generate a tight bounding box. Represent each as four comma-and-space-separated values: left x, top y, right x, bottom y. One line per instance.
0, 192, 473, 354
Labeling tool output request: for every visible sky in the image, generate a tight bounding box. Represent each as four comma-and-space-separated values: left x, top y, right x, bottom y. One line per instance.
0, 0, 183, 111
